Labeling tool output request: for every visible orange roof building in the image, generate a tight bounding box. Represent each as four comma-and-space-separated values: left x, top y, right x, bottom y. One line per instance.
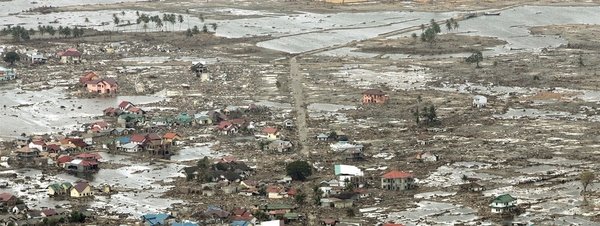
381, 170, 415, 191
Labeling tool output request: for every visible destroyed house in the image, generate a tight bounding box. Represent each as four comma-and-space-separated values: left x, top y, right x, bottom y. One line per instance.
0, 66, 16, 81
14, 147, 39, 161
362, 89, 388, 104
65, 159, 99, 173
334, 165, 365, 187
141, 213, 174, 226
200, 206, 230, 224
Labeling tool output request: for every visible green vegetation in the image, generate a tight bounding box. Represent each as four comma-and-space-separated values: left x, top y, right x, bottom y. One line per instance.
286, 160, 312, 181
3, 51, 20, 65
466, 50, 483, 68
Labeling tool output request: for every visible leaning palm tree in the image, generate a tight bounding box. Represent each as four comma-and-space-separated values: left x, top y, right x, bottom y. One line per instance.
178, 15, 184, 30
162, 14, 169, 30
170, 14, 177, 31
113, 14, 120, 32
155, 18, 163, 31
37, 25, 45, 37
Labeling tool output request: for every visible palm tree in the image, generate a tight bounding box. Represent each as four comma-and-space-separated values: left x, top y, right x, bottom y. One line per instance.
169, 14, 176, 31
445, 20, 452, 31
178, 15, 184, 30
62, 26, 71, 38
113, 14, 120, 32
136, 18, 141, 31
47, 26, 56, 36
162, 14, 169, 30
211, 23, 217, 32
37, 25, 45, 37
155, 18, 163, 31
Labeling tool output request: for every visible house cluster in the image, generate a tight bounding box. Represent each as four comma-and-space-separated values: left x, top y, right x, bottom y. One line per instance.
181, 156, 252, 186
79, 71, 118, 95
317, 164, 369, 209
0, 192, 93, 225
24, 49, 48, 64
141, 207, 293, 226
47, 181, 102, 198
0, 66, 16, 81
115, 132, 181, 155
57, 48, 82, 64
9, 135, 91, 169
316, 132, 365, 161
62, 153, 101, 173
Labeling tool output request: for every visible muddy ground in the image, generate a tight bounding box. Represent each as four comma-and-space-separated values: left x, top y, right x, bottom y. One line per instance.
1, 0, 600, 225
358, 33, 506, 55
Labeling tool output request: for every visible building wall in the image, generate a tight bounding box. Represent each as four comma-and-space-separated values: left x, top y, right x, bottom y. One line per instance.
267, 192, 285, 199
70, 186, 93, 198
87, 82, 117, 94
362, 94, 388, 104
323, 0, 368, 3
381, 178, 414, 190
266, 133, 279, 140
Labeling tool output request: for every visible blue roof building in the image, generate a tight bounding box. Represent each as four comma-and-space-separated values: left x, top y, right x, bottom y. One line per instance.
141, 213, 173, 226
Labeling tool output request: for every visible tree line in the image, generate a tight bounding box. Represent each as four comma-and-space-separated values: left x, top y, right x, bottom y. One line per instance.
111, 11, 218, 36
1, 25, 85, 41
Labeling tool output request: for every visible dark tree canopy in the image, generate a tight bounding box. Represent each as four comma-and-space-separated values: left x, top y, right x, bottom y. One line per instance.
466, 51, 483, 68
286, 160, 312, 181
3, 52, 20, 65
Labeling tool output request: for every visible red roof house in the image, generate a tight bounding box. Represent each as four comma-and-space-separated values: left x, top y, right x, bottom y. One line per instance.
118, 101, 134, 110
381, 170, 415, 191
130, 134, 146, 144
381, 170, 414, 179
0, 193, 17, 206
79, 71, 99, 84
262, 127, 278, 134
383, 223, 405, 226
41, 209, 58, 217
57, 155, 73, 165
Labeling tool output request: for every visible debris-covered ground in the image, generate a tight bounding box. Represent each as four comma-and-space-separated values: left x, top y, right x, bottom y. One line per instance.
0, 0, 599, 225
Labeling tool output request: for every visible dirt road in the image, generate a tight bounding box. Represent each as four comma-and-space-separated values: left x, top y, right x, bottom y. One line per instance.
289, 57, 310, 157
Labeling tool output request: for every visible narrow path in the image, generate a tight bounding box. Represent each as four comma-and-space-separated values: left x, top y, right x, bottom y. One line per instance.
285, 13, 485, 159
289, 57, 309, 157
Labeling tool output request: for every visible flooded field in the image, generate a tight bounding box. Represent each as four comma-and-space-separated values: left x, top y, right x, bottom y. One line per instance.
0, 87, 165, 140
